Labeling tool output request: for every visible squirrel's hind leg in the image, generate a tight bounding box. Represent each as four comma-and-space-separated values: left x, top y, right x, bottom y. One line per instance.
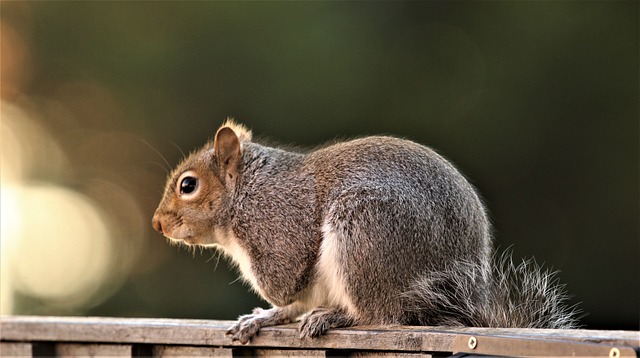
299, 307, 355, 339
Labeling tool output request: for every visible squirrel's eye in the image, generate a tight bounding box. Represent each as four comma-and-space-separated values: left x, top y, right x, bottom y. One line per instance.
176, 170, 200, 198
180, 176, 198, 195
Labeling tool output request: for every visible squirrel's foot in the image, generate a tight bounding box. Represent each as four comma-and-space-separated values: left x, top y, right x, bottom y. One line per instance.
299, 307, 355, 339
226, 307, 291, 344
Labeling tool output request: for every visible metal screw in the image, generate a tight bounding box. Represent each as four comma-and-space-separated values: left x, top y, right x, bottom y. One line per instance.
609, 347, 620, 358
468, 336, 478, 350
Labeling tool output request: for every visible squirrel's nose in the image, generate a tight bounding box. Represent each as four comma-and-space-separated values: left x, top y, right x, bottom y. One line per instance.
152, 216, 163, 234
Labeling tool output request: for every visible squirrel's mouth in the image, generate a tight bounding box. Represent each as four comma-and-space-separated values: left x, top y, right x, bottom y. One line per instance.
155, 217, 220, 247
153, 215, 197, 244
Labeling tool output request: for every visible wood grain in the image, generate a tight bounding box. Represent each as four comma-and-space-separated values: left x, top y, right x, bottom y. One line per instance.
1, 316, 638, 357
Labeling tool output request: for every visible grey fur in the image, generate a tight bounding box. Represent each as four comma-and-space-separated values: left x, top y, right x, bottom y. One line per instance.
403, 251, 580, 329
152, 122, 578, 344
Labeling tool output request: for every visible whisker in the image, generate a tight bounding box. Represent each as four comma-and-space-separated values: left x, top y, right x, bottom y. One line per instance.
143, 160, 169, 175
205, 250, 218, 263
171, 140, 187, 159
229, 276, 243, 285
140, 138, 172, 171
208, 250, 224, 272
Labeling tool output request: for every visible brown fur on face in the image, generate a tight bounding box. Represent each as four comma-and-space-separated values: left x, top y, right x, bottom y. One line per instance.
152, 119, 250, 246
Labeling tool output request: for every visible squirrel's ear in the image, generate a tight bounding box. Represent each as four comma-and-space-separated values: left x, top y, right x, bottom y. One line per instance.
214, 127, 241, 184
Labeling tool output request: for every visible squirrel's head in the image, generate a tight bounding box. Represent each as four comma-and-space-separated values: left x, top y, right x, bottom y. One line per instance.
151, 119, 252, 246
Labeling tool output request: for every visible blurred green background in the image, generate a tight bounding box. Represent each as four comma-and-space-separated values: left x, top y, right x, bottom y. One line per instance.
1, 1, 637, 330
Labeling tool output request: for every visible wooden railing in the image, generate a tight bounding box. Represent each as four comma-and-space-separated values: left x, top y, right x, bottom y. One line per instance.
1, 316, 638, 357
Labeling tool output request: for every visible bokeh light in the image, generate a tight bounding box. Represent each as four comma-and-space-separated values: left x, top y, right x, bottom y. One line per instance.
0, 101, 141, 313
7, 184, 112, 305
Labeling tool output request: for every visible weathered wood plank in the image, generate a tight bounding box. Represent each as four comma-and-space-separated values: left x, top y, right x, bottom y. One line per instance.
152, 345, 232, 357
0, 316, 231, 347
416, 325, 640, 347
1, 316, 638, 357
244, 348, 327, 357
55, 343, 131, 357
346, 352, 434, 357
449, 333, 637, 358
1, 342, 31, 356
0, 316, 460, 350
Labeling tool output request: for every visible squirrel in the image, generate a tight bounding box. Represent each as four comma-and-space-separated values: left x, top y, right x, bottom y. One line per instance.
152, 119, 578, 344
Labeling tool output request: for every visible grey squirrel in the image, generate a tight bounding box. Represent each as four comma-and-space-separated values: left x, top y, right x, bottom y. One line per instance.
152, 119, 578, 343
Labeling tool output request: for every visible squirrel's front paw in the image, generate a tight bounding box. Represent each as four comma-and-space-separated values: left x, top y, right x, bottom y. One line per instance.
226, 309, 265, 344
226, 307, 290, 344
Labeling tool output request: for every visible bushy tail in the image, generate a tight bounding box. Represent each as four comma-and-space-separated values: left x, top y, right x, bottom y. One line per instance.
404, 252, 580, 329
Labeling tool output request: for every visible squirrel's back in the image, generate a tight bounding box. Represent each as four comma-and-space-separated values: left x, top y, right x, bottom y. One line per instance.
309, 136, 491, 262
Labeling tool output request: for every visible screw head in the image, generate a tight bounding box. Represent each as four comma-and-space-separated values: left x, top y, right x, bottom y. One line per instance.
609, 347, 620, 358
468, 336, 478, 350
